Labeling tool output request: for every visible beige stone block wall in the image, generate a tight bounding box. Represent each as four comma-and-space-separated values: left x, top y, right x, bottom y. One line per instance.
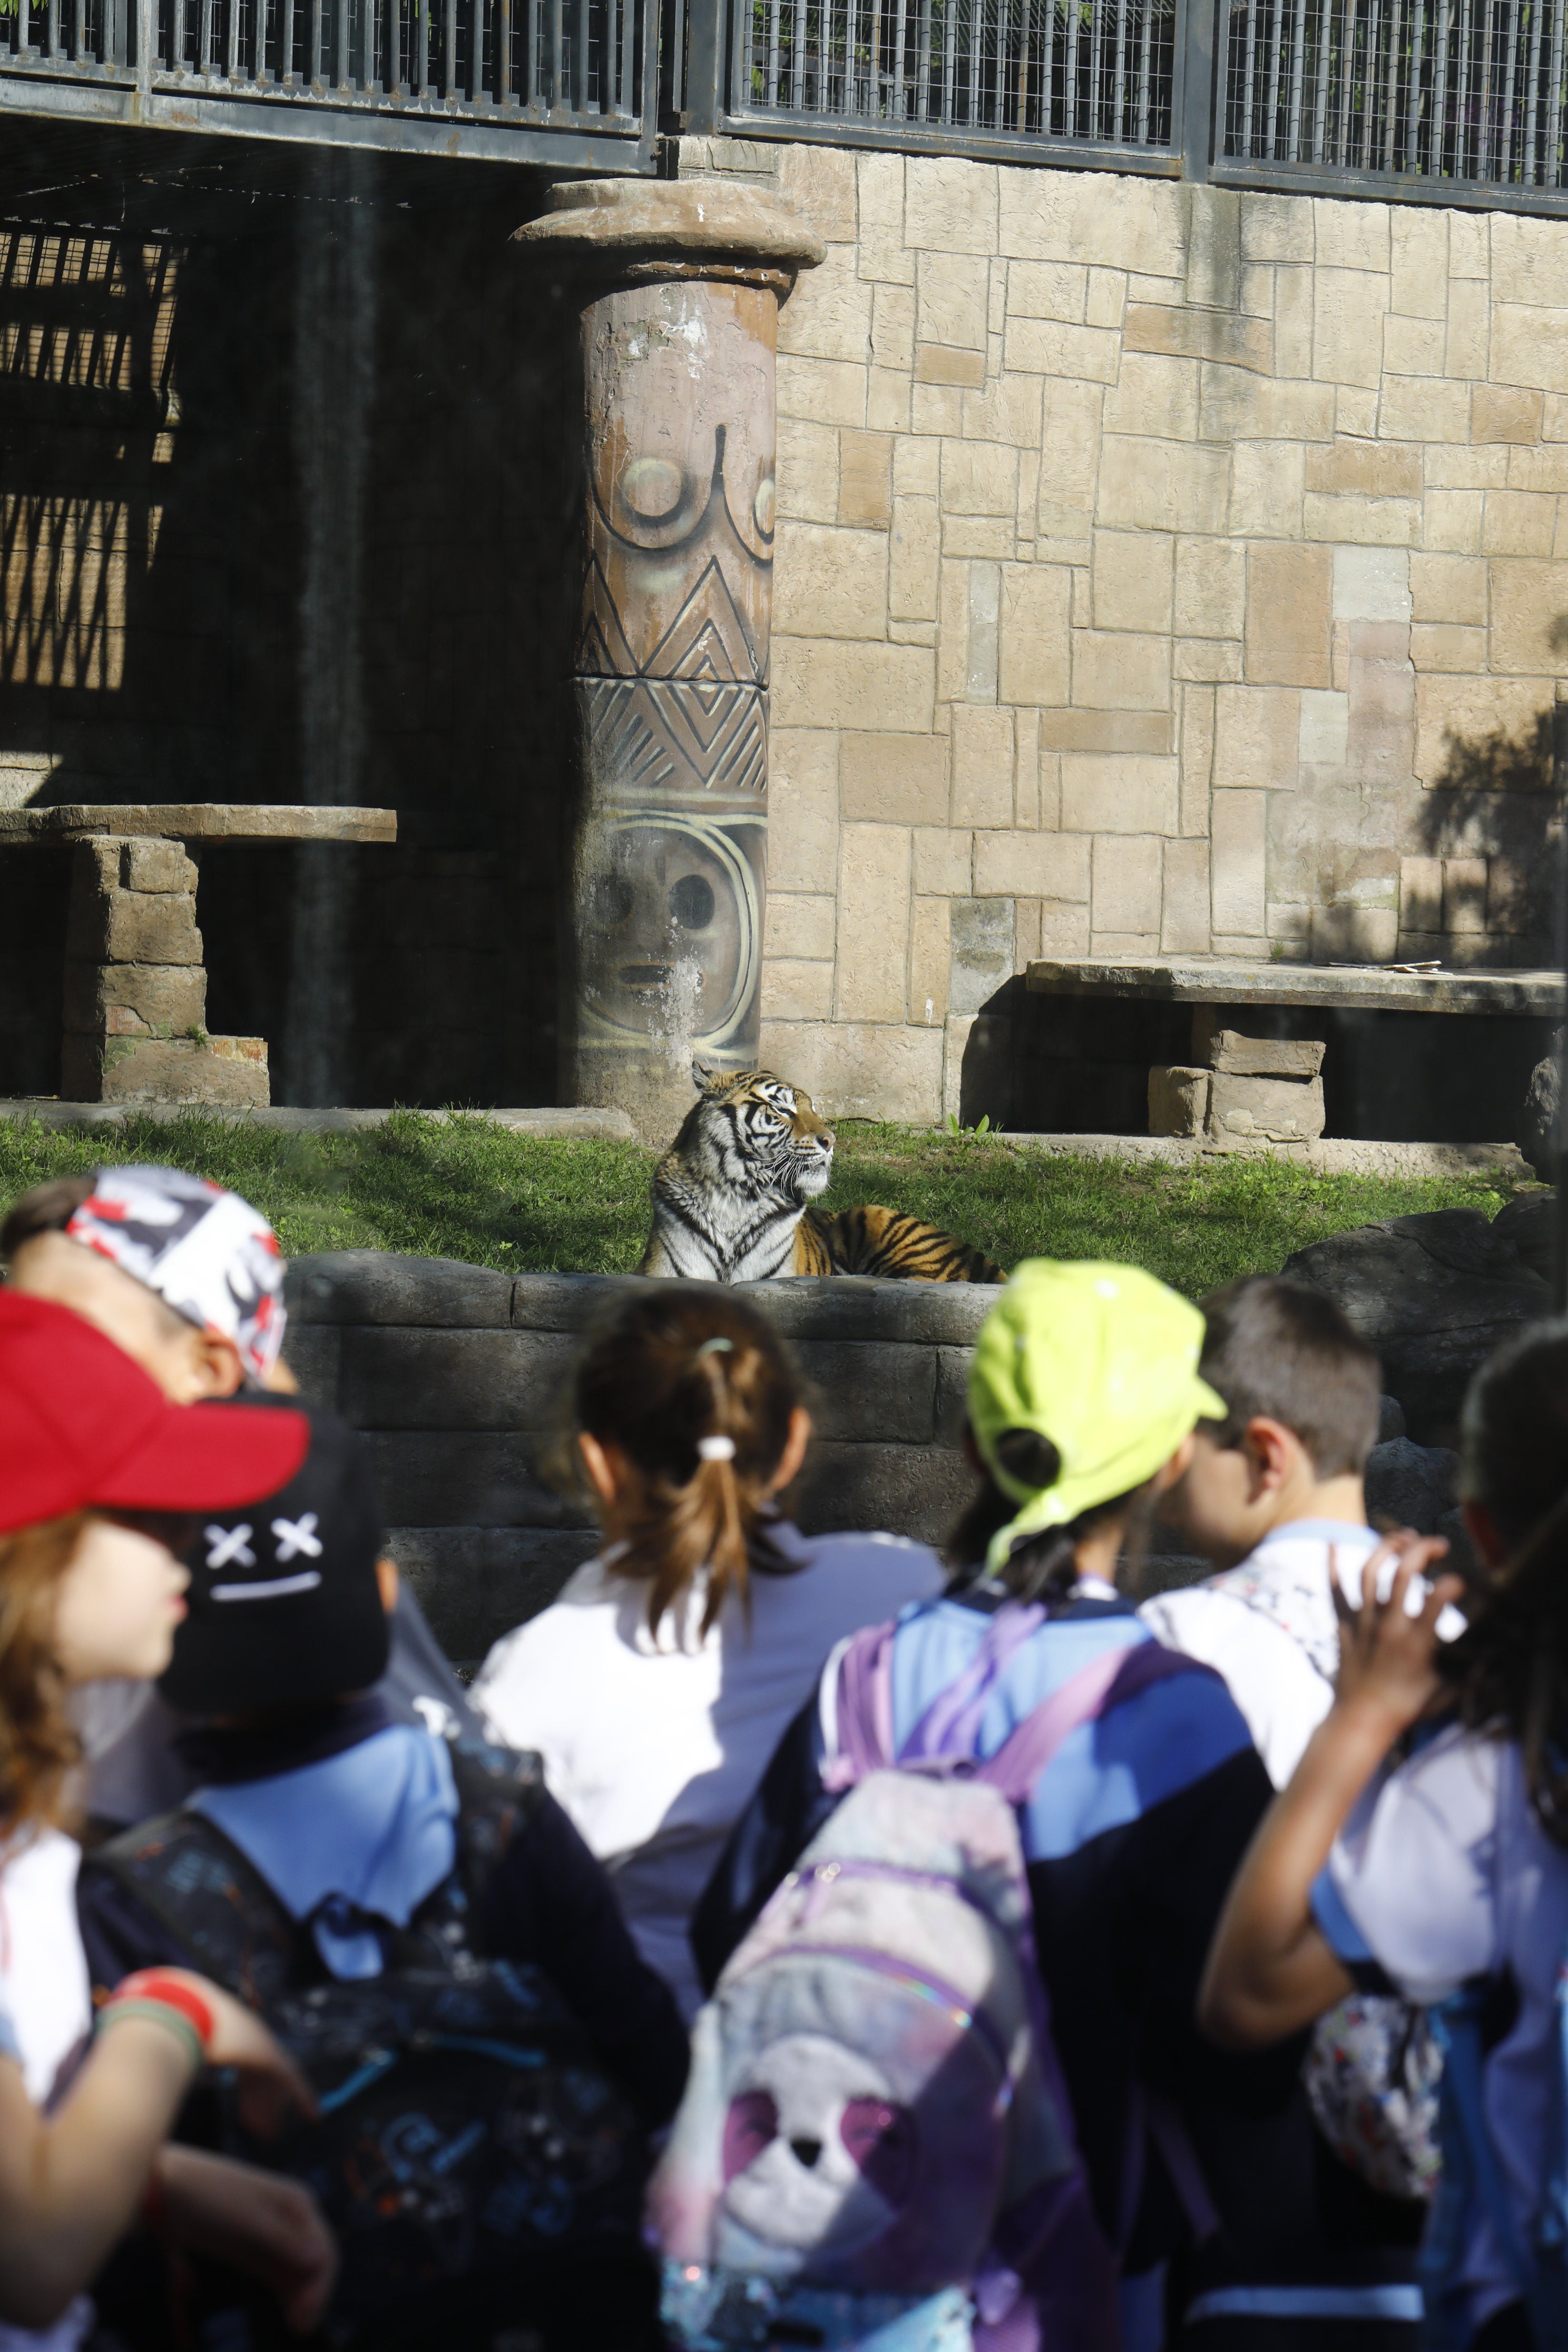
676, 138, 1565, 1126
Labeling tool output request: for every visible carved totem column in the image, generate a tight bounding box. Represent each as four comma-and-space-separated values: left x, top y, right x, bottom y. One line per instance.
516, 180, 824, 1140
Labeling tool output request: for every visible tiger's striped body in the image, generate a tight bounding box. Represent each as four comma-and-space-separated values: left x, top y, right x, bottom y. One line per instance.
639, 1064, 1004, 1285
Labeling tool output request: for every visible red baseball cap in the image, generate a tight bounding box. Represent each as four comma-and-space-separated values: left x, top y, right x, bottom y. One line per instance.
0, 1291, 310, 1534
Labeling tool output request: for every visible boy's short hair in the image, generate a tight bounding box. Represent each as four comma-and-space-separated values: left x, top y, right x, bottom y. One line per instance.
0, 1176, 93, 1262
1197, 1275, 1381, 1478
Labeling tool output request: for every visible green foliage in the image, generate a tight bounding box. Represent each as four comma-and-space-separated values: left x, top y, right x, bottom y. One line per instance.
0, 1111, 1518, 1300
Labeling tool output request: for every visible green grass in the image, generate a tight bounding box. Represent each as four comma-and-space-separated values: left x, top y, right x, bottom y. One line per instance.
0, 1110, 1526, 1299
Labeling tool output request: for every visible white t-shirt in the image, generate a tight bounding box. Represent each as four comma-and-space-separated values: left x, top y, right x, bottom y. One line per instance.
1141, 1520, 1464, 1789
1316, 1727, 1568, 2334
474, 1521, 947, 2018
0, 1828, 95, 2352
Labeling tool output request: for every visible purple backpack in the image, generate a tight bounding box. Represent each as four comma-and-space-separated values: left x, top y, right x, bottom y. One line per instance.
652, 1606, 1202, 2352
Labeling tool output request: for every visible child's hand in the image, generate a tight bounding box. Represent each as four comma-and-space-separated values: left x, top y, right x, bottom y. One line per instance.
153, 2146, 338, 2334
1331, 1532, 1465, 1737
153, 1972, 319, 2138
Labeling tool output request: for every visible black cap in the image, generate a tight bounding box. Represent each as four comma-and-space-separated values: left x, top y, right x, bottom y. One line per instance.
159, 1403, 390, 1717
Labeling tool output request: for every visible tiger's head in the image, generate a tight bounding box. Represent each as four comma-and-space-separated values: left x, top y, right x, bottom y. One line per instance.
681, 1062, 836, 1203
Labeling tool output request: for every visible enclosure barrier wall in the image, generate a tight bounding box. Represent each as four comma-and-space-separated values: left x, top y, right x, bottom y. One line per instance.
283, 1250, 991, 1663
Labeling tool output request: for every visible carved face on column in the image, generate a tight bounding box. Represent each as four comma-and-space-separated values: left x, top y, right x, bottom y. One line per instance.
579, 279, 776, 692
574, 808, 765, 1060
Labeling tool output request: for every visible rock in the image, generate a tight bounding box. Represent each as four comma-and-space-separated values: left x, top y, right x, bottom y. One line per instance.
120, 837, 198, 894
1208, 1071, 1326, 1144
1149, 1065, 1211, 1136
1491, 1191, 1557, 1287
1192, 1012, 1326, 1079
65, 1035, 270, 1108
1282, 1207, 1550, 1438
1518, 1033, 1562, 1180
62, 958, 207, 1036
1378, 1393, 1406, 1442
1365, 1436, 1458, 1535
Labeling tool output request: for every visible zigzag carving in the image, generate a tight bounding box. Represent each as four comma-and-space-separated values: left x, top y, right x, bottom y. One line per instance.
581, 678, 768, 802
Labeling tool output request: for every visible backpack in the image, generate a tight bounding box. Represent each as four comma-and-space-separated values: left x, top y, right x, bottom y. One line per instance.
86, 1730, 650, 2351
1211, 1557, 1445, 2205
651, 1606, 1206, 2352
1419, 1980, 1568, 2352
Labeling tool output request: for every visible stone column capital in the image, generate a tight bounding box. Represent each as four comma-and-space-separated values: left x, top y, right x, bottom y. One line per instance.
513, 175, 825, 299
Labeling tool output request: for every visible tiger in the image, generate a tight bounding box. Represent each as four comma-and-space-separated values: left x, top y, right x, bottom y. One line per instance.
637, 1063, 1005, 1285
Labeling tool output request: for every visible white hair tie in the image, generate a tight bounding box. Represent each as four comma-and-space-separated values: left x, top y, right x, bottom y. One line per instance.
698, 1435, 736, 1462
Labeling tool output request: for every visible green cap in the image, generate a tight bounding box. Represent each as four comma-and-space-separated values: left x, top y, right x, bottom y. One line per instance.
967, 1259, 1228, 1575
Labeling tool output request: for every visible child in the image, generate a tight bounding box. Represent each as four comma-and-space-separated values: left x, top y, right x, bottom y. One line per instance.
0, 1168, 484, 1823
1141, 1274, 1455, 1795
1141, 1277, 1459, 2346
0, 1289, 331, 2346
692, 1260, 1296, 2351
473, 1285, 948, 2022
1201, 1320, 1568, 2352
79, 1403, 691, 2350
1455, 1314, 1568, 1576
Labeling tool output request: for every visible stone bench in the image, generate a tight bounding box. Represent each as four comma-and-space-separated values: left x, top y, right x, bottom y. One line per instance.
1026, 955, 1563, 1148
0, 805, 396, 1106
282, 1253, 992, 1664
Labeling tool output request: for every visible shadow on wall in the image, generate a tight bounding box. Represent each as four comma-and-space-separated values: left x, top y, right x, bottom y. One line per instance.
0, 124, 579, 1108
1409, 617, 1566, 968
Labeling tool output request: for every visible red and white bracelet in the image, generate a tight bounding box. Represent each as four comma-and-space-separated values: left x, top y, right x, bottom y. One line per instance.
97, 1971, 214, 2074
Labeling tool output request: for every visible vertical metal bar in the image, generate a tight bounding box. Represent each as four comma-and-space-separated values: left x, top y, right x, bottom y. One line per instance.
942, 0, 954, 113
1310, 0, 1329, 145
308, 0, 320, 76
1238, 0, 1256, 145
1478, 0, 1495, 169
966, 0, 980, 117
1525, 0, 1543, 170
1406, 0, 1426, 163
1382, 0, 1400, 160
1455, 0, 1473, 171
1135, 0, 1151, 130
1429, 0, 1449, 159
915, 0, 930, 111
1180, 0, 1217, 165
1063, 0, 1079, 128
74, 0, 86, 60
547, 0, 560, 101
1502, 0, 1521, 169
893, 0, 907, 114
442, 0, 452, 90
1265, 0, 1285, 148
766, 0, 779, 97
1112, 0, 1124, 127
46, 0, 57, 53
1544, 0, 1562, 174
1286, 0, 1307, 146
198, 0, 210, 64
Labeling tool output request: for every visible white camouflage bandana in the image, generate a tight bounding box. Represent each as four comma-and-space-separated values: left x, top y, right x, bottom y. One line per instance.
65, 1165, 287, 1381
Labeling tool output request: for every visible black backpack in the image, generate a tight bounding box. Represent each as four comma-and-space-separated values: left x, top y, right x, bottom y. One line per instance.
86, 1733, 654, 2351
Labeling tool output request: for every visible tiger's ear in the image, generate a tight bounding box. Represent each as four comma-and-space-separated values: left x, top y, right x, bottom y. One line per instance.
691, 1059, 722, 1094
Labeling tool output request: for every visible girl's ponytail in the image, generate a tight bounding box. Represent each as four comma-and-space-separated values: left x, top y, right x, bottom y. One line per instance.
571, 1290, 802, 1638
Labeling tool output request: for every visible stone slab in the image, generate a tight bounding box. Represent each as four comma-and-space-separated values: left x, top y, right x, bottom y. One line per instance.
1192, 1012, 1326, 1076
1149, 1065, 1211, 1136
62, 961, 208, 1037
1027, 956, 1563, 1018
361, 1433, 593, 1530
288, 1253, 520, 1330
388, 1526, 601, 1663
1208, 1070, 1326, 1144
340, 1329, 582, 1430
0, 1104, 636, 1140
0, 804, 397, 845
64, 1035, 269, 1109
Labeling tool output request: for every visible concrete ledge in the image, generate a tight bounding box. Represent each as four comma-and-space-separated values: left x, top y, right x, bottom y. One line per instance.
283, 1253, 988, 1658
0, 803, 397, 844
1027, 956, 1563, 1018
998, 1135, 1530, 1179
0, 1103, 636, 1140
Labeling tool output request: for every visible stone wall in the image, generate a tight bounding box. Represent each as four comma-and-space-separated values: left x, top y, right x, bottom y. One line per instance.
679, 134, 1568, 1128
283, 1252, 989, 1662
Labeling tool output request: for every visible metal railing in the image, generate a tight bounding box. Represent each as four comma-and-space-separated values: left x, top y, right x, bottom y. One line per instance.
0, 0, 651, 162
1220, 0, 1568, 189
729, 0, 1178, 151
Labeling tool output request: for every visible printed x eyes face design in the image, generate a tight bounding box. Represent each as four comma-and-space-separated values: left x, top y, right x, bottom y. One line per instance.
53, 1517, 190, 1684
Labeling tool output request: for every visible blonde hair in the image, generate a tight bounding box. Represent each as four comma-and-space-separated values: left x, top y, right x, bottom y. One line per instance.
572, 1288, 802, 1638
0, 1515, 85, 1836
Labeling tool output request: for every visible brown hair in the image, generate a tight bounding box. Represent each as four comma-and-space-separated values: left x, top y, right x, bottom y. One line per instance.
1197, 1275, 1381, 1478
0, 1515, 85, 1836
948, 1434, 1151, 1605
1458, 1316, 1568, 1552
571, 1287, 803, 1638
0, 1177, 93, 1263
1441, 1489, 1568, 1847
